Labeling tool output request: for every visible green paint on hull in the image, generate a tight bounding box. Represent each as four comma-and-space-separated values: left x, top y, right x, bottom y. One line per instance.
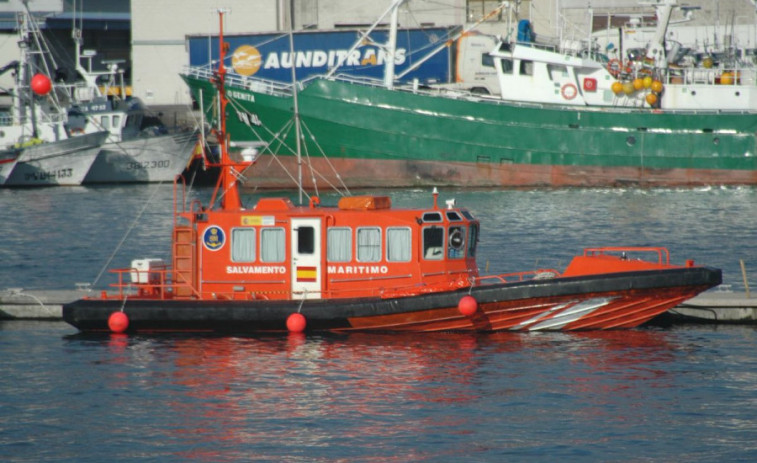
183, 74, 757, 186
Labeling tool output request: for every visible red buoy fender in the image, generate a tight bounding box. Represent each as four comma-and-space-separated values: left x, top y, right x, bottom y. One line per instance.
108, 311, 129, 333
458, 295, 478, 317
286, 313, 306, 332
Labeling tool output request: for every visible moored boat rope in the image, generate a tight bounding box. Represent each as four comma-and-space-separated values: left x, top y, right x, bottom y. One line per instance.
90, 184, 165, 289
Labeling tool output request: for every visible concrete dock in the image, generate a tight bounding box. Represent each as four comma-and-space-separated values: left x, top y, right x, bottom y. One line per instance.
2, 287, 756, 324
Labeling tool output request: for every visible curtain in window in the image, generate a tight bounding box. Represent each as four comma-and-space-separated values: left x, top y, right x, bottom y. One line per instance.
387, 227, 410, 262
357, 227, 381, 262
327, 227, 351, 262
261, 228, 285, 262
231, 228, 255, 262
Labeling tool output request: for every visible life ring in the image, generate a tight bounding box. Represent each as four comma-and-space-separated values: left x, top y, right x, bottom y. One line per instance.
561, 83, 578, 100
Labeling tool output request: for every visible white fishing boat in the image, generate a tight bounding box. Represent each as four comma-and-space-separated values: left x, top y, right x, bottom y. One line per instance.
0, 3, 107, 187
1, 131, 108, 186
486, 0, 757, 111
67, 41, 199, 184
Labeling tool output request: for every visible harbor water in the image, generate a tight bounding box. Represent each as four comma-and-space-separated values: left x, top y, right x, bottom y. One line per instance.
2, 185, 757, 461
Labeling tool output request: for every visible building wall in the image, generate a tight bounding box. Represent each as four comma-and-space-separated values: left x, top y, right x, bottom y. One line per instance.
131, 0, 279, 106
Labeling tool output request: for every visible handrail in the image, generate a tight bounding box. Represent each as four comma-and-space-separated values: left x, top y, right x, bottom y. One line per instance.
182, 65, 757, 117
583, 246, 670, 265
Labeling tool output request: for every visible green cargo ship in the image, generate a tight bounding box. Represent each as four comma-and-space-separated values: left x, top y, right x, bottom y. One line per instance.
182, 68, 757, 188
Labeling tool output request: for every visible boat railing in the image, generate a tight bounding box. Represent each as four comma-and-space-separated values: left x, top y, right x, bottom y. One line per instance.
105, 266, 182, 300
182, 65, 296, 97
664, 66, 757, 87
186, 64, 757, 116
583, 246, 671, 266
475, 269, 562, 285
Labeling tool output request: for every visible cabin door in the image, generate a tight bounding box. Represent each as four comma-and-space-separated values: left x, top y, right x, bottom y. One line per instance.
291, 218, 322, 299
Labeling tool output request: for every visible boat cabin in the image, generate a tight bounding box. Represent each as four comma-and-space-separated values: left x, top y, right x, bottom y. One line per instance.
150, 191, 480, 302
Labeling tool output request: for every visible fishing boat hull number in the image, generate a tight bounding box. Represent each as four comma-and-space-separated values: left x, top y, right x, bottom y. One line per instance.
126, 160, 171, 170
24, 168, 73, 181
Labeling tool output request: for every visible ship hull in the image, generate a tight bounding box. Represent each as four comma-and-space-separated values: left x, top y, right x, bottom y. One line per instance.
183, 74, 757, 188
1, 131, 109, 186
63, 267, 720, 333
83, 131, 198, 184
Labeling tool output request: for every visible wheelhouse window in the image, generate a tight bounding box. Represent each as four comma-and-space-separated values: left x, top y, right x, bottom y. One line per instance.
547, 64, 568, 81
467, 224, 479, 257
327, 227, 351, 262
297, 226, 315, 254
261, 227, 285, 262
100, 115, 111, 130
500, 58, 513, 74
387, 227, 411, 262
231, 228, 255, 262
447, 225, 465, 259
357, 227, 381, 262
482, 53, 494, 68
519, 60, 533, 76
423, 226, 444, 260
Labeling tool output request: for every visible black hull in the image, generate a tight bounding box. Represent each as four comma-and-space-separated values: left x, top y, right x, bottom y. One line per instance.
63, 267, 721, 333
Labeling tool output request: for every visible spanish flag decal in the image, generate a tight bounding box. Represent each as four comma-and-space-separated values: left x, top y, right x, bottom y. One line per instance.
296, 266, 317, 282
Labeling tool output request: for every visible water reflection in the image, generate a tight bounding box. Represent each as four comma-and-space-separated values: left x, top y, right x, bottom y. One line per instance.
87, 329, 683, 461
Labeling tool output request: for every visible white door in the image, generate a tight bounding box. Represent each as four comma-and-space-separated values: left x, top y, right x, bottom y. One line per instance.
291, 218, 322, 299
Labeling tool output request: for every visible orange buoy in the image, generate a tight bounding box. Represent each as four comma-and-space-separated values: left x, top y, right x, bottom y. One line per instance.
458, 295, 478, 316
30, 74, 52, 95
642, 76, 653, 88
645, 93, 658, 106
651, 80, 664, 93
286, 313, 306, 332
108, 311, 129, 333
611, 81, 624, 94
622, 82, 635, 95
632, 78, 644, 90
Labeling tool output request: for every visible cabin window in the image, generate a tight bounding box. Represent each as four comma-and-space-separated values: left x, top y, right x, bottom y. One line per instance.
327, 227, 352, 262
387, 227, 411, 262
461, 210, 475, 220
261, 227, 285, 262
422, 211, 443, 223
231, 228, 256, 262
357, 227, 381, 262
446, 211, 462, 221
500, 58, 513, 74
447, 225, 465, 259
547, 64, 568, 81
297, 226, 315, 254
113, 115, 122, 128
423, 226, 444, 260
100, 115, 111, 130
519, 60, 533, 76
467, 224, 479, 257
481, 53, 494, 68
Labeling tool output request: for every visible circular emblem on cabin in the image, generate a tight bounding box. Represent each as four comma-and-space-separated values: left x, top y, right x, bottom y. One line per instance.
203, 226, 226, 251
232, 45, 262, 76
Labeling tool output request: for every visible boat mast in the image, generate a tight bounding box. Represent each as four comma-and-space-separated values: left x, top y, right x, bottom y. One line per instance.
324, 0, 406, 81
645, 0, 677, 70
384, 3, 401, 89
209, 9, 249, 211
288, 9, 304, 204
